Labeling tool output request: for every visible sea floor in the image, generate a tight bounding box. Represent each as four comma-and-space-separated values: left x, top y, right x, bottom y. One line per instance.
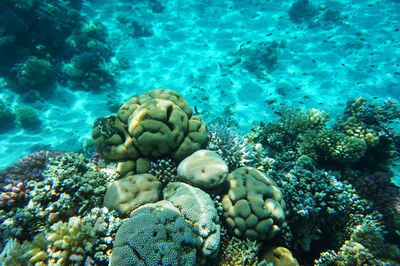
1, 0, 400, 169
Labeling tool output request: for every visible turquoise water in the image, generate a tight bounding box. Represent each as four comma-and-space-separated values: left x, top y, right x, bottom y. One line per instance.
0, 0, 399, 265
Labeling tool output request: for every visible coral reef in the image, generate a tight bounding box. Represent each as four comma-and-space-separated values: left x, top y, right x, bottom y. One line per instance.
233, 40, 284, 78
177, 149, 228, 190
207, 124, 255, 170
0, 0, 116, 94
1, 209, 123, 266
222, 167, 286, 240
344, 170, 400, 215
251, 98, 400, 169
0, 150, 58, 187
0, 152, 116, 248
11, 56, 53, 94
274, 158, 371, 252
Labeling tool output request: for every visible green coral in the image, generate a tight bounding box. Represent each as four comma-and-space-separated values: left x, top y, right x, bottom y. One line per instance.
220, 234, 267, 266
12, 56, 53, 93
15, 105, 42, 131
316, 214, 400, 265
3, 216, 98, 265
251, 97, 400, 168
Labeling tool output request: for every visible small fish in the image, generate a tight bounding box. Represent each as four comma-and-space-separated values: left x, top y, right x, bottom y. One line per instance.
266, 33, 272, 37
266, 99, 277, 105
202, 96, 209, 101
194, 106, 199, 114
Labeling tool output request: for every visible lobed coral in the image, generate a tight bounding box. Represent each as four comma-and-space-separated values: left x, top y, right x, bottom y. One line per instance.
222, 167, 286, 240
92, 89, 208, 176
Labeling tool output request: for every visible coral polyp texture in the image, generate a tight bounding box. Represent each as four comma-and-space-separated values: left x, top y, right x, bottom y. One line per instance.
92, 89, 208, 175
110, 200, 200, 265
221, 167, 286, 240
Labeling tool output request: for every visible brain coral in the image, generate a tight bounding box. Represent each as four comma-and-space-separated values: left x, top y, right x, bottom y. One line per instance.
92, 89, 208, 172
163, 182, 221, 257
222, 167, 286, 240
103, 174, 161, 215
110, 200, 201, 266
177, 149, 228, 190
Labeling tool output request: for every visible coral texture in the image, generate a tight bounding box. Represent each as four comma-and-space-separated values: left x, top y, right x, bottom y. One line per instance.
163, 182, 221, 257
110, 200, 200, 265
103, 173, 162, 215
207, 124, 255, 170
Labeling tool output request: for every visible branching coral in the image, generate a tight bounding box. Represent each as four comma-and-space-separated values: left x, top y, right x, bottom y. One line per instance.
2, 216, 99, 265
252, 98, 400, 169
207, 124, 255, 170
274, 158, 371, 252
220, 234, 265, 265
148, 158, 178, 186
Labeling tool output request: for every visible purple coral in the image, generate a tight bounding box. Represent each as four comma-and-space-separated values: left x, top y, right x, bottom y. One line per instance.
0, 150, 61, 208
345, 170, 400, 215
